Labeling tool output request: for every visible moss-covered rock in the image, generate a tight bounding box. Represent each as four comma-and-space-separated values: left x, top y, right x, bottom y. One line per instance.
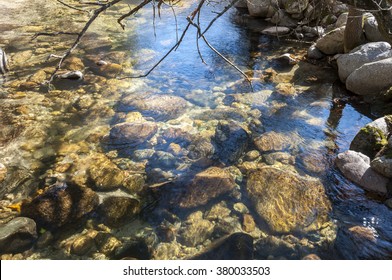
350, 117, 390, 158
246, 166, 331, 234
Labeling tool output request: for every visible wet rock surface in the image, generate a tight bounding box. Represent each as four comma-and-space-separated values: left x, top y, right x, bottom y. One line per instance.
246, 167, 331, 233
336, 150, 388, 194
350, 116, 389, 158
0, 217, 37, 253
213, 120, 249, 165
0, 163, 6, 182
21, 182, 99, 229
98, 196, 140, 227
106, 121, 158, 147
178, 167, 236, 208
119, 94, 188, 121
191, 232, 254, 260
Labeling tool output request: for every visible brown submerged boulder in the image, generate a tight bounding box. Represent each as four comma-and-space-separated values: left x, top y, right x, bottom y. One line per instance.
179, 167, 236, 208
21, 182, 99, 230
246, 167, 331, 234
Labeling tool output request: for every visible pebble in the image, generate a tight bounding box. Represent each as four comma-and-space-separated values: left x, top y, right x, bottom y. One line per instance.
0, 163, 7, 182
57, 70, 84, 80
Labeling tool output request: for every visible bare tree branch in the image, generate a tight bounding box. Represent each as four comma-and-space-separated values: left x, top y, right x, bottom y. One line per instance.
201, 0, 239, 36
188, 17, 253, 90
47, 0, 124, 83
117, 0, 153, 29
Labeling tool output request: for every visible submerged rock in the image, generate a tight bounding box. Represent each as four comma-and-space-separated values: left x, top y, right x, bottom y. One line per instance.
63, 56, 85, 71
337, 42, 392, 82
191, 232, 254, 260
98, 196, 140, 227
21, 182, 99, 230
120, 94, 188, 121
336, 150, 388, 194
0, 163, 6, 182
213, 121, 249, 165
187, 136, 215, 161
346, 57, 392, 96
178, 211, 214, 247
87, 153, 125, 191
0, 217, 37, 253
179, 167, 236, 208
350, 116, 389, 158
315, 26, 345, 55
107, 121, 158, 147
254, 131, 293, 152
71, 235, 95, 256
246, 167, 331, 233
57, 70, 84, 80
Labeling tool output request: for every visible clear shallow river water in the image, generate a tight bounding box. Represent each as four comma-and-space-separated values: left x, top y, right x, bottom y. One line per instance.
1, 0, 392, 259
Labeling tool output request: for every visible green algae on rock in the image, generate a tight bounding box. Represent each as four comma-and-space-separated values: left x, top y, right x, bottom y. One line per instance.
246, 166, 331, 234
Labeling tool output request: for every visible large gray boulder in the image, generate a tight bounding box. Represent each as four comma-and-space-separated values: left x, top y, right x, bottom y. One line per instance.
337, 42, 392, 82
346, 57, 392, 96
364, 14, 384, 42
315, 26, 345, 55
336, 150, 388, 194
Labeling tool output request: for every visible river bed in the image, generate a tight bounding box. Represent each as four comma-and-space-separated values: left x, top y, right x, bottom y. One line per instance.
1, 0, 392, 260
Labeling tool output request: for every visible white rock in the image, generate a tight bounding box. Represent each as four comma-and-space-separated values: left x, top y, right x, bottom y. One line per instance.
261, 26, 291, 36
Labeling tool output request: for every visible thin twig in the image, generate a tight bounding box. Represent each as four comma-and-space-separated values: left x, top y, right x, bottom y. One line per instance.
32, 31, 80, 40
119, 0, 206, 79
196, 3, 206, 64
117, 0, 153, 29
188, 17, 253, 90
201, 0, 239, 36
47, 0, 124, 83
